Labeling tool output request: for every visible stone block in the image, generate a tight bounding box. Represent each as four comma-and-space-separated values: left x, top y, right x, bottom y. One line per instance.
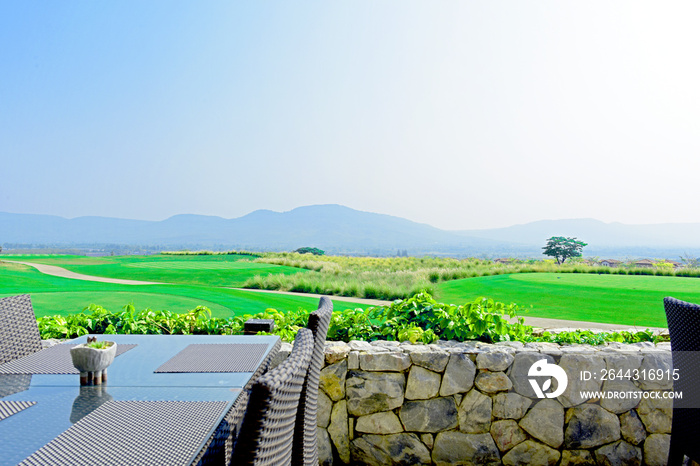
637, 395, 672, 433
372, 340, 400, 347
350, 433, 431, 466
490, 419, 526, 452
346, 370, 405, 416
558, 344, 598, 353
560, 449, 596, 465
603, 353, 643, 373
508, 352, 555, 398
619, 409, 646, 445
405, 366, 441, 400
320, 359, 347, 401
593, 440, 641, 466
476, 351, 514, 371
519, 399, 564, 449
317, 427, 333, 466
475, 371, 512, 393
502, 440, 560, 466
349, 341, 373, 351
600, 379, 641, 414
439, 353, 476, 396
564, 404, 621, 449
432, 432, 501, 466
637, 353, 674, 390
407, 346, 450, 372
325, 342, 350, 364
458, 389, 492, 433
494, 341, 525, 349
360, 351, 411, 372
421, 433, 434, 450
328, 400, 349, 463
399, 397, 458, 433
317, 389, 332, 428
355, 411, 404, 434
643, 433, 671, 466
525, 342, 563, 356
348, 351, 359, 370
493, 392, 532, 420
557, 353, 606, 408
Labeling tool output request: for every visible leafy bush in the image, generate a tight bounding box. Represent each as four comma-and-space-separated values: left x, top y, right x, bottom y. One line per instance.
294, 247, 325, 256
367, 291, 530, 344
37, 293, 667, 346
327, 307, 376, 342
37, 304, 244, 339
535, 328, 662, 345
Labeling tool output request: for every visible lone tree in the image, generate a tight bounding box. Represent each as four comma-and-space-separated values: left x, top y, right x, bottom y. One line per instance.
294, 247, 325, 256
542, 236, 587, 265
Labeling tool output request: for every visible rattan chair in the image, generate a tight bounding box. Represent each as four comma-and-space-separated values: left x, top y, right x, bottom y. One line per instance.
292, 297, 333, 466
231, 328, 314, 466
193, 338, 282, 466
664, 297, 700, 466
0, 294, 42, 365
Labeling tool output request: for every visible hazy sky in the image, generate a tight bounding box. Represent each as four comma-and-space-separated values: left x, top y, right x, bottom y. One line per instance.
2, 1, 699, 230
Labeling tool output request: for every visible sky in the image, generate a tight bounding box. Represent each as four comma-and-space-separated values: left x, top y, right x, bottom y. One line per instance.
2, 1, 699, 230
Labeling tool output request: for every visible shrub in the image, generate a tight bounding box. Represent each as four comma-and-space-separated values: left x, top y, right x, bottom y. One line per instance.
294, 247, 325, 256
160, 250, 260, 257
37, 293, 668, 346
37, 303, 243, 339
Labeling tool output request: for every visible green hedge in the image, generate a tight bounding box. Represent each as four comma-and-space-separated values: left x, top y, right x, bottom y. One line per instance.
37, 292, 665, 346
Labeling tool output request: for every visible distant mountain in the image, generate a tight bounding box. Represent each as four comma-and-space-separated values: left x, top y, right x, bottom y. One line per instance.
1, 206, 699, 258
0, 205, 501, 255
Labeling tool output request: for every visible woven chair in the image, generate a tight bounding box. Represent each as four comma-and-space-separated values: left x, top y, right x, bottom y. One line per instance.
0, 294, 42, 365
663, 297, 700, 466
292, 297, 333, 466
193, 338, 282, 466
231, 328, 314, 466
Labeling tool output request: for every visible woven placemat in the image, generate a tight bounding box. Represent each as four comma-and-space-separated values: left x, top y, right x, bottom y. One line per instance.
0, 374, 32, 398
19, 400, 229, 466
0, 344, 137, 375
0, 400, 36, 421
154, 343, 269, 373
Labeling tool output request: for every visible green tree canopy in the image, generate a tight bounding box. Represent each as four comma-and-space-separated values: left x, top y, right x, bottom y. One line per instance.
542, 236, 587, 265
294, 247, 325, 256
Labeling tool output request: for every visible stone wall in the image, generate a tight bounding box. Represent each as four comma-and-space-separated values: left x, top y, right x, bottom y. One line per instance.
297, 339, 675, 465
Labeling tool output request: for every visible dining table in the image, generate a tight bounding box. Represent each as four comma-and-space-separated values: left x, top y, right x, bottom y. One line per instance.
0, 333, 280, 466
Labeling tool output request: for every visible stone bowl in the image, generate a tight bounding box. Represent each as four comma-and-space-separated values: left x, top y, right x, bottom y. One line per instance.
70, 341, 117, 373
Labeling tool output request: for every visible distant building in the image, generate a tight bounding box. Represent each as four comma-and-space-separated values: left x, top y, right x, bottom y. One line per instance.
600, 259, 621, 267
494, 258, 512, 265
665, 260, 683, 268
634, 259, 655, 268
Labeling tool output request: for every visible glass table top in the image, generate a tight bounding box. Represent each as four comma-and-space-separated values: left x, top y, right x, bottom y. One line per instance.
0, 334, 279, 465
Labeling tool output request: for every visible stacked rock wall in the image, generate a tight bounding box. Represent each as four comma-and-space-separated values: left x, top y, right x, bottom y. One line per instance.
307, 339, 675, 465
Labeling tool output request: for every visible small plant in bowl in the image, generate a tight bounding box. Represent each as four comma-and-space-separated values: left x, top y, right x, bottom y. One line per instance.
70, 337, 117, 385
86, 340, 110, 350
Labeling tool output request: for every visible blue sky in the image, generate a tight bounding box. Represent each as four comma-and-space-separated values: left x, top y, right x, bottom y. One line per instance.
2, 1, 699, 230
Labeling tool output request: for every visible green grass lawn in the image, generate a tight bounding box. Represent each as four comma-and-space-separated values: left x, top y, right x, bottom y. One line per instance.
10, 252, 697, 329
435, 272, 700, 327
1, 254, 306, 287
0, 261, 366, 318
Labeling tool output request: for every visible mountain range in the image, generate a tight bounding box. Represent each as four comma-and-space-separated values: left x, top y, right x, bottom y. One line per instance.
2, 205, 699, 258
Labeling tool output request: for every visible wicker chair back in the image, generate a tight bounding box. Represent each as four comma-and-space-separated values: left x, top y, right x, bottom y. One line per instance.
231, 328, 313, 466
292, 297, 333, 466
0, 295, 42, 365
663, 297, 700, 466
